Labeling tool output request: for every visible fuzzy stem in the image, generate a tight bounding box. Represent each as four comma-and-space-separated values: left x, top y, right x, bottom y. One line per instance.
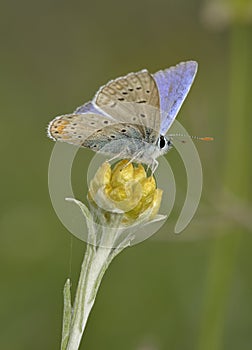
64, 220, 132, 350
66, 242, 115, 350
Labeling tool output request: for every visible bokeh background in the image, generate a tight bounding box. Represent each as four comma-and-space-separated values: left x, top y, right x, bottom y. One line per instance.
1, 0, 252, 349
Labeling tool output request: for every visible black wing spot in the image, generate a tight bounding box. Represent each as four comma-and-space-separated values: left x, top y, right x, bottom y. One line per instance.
146, 90, 150, 93
122, 92, 128, 95
110, 135, 116, 138
90, 122, 95, 125
140, 114, 146, 118
128, 88, 134, 91
137, 100, 147, 104
103, 120, 109, 124
73, 123, 77, 126
54, 131, 59, 134
121, 129, 126, 132
78, 135, 82, 138
118, 98, 125, 101
136, 86, 142, 90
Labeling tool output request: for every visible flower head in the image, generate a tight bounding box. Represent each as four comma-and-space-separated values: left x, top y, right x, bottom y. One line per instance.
88, 160, 162, 225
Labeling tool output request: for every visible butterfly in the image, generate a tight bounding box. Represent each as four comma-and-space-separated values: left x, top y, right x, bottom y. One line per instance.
47, 60, 198, 171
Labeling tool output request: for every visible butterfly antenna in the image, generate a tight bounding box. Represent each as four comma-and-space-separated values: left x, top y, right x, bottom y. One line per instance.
168, 133, 214, 142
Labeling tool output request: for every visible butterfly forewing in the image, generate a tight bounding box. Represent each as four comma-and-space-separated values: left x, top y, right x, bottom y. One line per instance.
95, 70, 159, 107
153, 61, 198, 135
94, 70, 161, 135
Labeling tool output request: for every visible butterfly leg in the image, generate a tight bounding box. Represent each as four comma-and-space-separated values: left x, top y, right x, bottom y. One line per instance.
151, 159, 159, 174
131, 150, 145, 164
105, 148, 140, 167
119, 150, 144, 169
106, 150, 128, 164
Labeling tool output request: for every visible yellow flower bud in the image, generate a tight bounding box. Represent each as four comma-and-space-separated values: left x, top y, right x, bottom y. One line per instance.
88, 160, 162, 225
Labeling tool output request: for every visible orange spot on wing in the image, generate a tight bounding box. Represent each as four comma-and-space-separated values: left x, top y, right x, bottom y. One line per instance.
55, 120, 70, 134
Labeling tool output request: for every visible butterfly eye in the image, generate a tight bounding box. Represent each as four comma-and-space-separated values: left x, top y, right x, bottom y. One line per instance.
158, 135, 167, 149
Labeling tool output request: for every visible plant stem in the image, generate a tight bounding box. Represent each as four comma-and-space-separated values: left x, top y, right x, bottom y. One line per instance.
65, 243, 107, 350
60, 199, 139, 350
66, 237, 127, 350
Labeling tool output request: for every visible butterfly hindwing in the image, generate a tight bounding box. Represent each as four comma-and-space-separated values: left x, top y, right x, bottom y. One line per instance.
82, 122, 158, 158
48, 113, 116, 145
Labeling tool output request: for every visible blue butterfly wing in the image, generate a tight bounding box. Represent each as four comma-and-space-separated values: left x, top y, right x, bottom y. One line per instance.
153, 61, 198, 135
75, 101, 110, 117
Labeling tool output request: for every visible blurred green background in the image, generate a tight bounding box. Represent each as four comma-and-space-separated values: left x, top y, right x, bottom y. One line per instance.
1, 0, 252, 349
